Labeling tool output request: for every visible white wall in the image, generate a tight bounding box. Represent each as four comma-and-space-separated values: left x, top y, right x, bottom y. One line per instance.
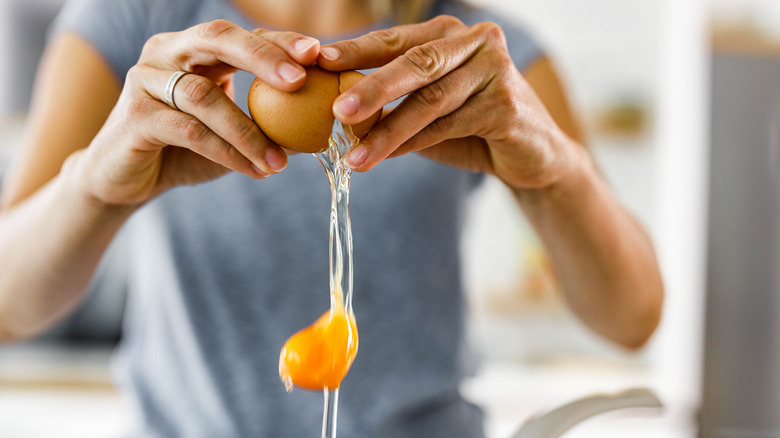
653, 0, 709, 420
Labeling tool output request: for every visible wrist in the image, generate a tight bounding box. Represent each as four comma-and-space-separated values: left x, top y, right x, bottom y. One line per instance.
511, 136, 596, 211
59, 149, 138, 219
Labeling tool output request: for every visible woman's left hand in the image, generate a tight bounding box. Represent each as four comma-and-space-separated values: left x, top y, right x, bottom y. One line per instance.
317, 15, 577, 190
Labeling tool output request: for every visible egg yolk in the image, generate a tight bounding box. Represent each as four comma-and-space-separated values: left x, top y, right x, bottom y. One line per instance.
279, 304, 358, 391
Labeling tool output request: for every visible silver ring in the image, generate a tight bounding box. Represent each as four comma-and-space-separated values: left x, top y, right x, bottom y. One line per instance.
164, 70, 191, 111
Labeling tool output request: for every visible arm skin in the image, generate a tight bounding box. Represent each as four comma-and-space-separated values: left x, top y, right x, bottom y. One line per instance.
0, 34, 129, 341
319, 16, 664, 349
517, 58, 663, 349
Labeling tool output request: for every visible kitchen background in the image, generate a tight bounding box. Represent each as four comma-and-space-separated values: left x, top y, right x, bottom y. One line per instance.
1, 0, 778, 436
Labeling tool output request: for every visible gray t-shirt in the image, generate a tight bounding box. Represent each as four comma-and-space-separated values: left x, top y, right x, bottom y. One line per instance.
52, 1, 541, 437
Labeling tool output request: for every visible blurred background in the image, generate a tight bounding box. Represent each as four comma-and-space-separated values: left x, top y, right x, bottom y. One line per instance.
2, 0, 780, 437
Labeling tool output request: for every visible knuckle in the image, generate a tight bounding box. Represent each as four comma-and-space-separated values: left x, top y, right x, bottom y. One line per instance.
280, 31, 306, 42
433, 14, 464, 29
372, 117, 400, 141
140, 33, 166, 60
124, 95, 150, 120
403, 44, 444, 80
474, 21, 506, 46
496, 73, 519, 97
210, 139, 242, 169
214, 143, 235, 165
414, 81, 447, 110
340, 39, 363, 55
367, 29, 407, 52
180, 76, 221, 109
234, 119, 258, 147
492, 93, 521, 132
430, 115, 453, 135
246, 39, 275, 62
365, 73, 392, 104
178, 117, 210, 143
124, 65, 144, 85
484, 50, 515, 76
197, 19, 236, 41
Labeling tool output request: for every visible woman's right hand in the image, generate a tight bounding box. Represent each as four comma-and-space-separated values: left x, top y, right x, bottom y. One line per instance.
72, 19, 320, 206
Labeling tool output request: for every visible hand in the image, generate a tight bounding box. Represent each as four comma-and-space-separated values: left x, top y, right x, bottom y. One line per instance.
318, 15, 577, 189
76, 20, 321, 206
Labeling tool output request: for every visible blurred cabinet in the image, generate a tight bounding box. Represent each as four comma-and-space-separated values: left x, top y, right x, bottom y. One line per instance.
702, 47, 780, 436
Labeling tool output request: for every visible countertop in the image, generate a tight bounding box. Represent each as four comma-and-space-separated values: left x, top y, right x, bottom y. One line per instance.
0, 343, 697, 438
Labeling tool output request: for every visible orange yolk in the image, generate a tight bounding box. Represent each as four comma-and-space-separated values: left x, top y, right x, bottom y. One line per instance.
279, 305, 358, 391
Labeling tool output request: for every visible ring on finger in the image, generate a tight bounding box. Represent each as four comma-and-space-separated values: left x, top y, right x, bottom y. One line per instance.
164, 70, 192, 111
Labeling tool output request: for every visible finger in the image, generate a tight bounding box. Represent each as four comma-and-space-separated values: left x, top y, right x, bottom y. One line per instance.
331, 24, 486, 125
142, 100, 267, 179
139, 66, 288, 175
198, 62, 239, 87
252, 28, 320, 66
161, 147, 234, 187
139, 19, 313, 91
390, 103, 486, 158
396, 82, 519, 160
318, 15, 465, 70
343, 59, 488, 171
415, 136, 493, 174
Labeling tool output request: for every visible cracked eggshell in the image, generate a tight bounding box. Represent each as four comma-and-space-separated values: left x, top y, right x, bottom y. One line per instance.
248, 66, 382, 153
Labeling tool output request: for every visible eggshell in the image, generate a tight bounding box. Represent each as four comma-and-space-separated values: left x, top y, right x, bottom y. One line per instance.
248, 66, 338, 153
248, 66, 382, 153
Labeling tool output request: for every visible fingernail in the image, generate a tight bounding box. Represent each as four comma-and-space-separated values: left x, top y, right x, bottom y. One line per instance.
320, 47, 340, 61
334, 95, 359, 117
294, 38, 318, 53
251, 164, 268, 177
344, 144, 368, 169
278, 63, 305, 83
265, 148, 287, 172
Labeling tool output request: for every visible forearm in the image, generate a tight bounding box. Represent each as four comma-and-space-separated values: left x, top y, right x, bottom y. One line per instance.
0, 153, 134, 342
513, 142, 663, 349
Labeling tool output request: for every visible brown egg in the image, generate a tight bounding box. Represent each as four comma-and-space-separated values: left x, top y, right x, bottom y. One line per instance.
248, 66, 382, 153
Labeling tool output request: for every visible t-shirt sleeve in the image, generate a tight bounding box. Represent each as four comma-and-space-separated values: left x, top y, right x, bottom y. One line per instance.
49, 0, 150, 83
432, 1, 543, 72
